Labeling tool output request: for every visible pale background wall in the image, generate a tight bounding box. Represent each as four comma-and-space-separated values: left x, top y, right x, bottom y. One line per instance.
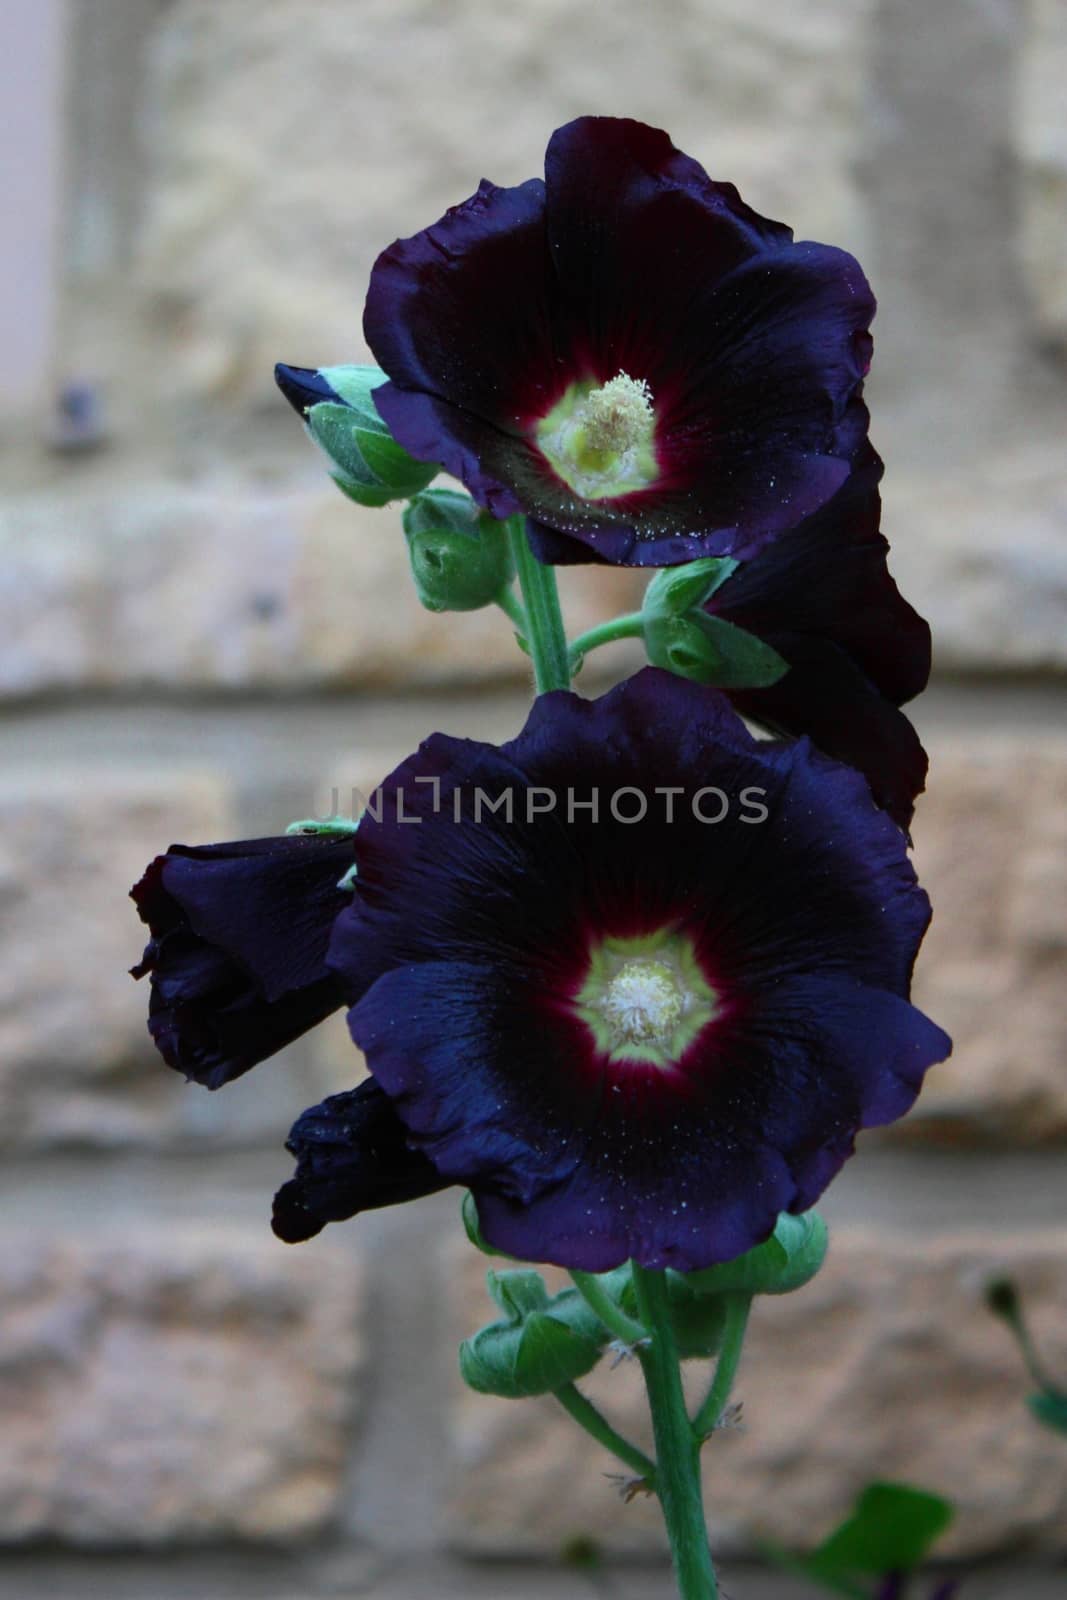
0, 2, 1065, 1597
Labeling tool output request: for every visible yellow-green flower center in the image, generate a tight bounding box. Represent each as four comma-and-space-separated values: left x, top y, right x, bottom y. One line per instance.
573, 931, 718, 1068
536, 372, 658, 500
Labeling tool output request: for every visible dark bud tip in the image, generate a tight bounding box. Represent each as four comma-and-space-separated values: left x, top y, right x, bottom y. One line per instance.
986, 1278, 1021, 1321
274, 363, 343, 417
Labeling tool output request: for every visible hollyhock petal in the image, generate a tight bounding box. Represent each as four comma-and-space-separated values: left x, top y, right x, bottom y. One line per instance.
362, 116, 876, 566
729, 642, 928, 830
131, 836, 353, 1088
364, 176, 551, 432
271, 1079, 448, 1244
707, 442, 932, 825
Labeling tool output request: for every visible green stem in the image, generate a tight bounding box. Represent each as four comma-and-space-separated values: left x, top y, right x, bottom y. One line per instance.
553, 1382, 656, 1484
631, 1264, 718, 1600
569, 1269, 648, 1349
568, 611, 646, 673
494, 586, 527, 636
692, 1295, 751, 1440
507, 518, 571, 692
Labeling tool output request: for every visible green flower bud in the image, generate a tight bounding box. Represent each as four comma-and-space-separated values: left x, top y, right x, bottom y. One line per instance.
642, 604, 789, 689
402, 489, 515, 613
684, 1211, 828, 1299
643, 557, 737, 616
459, 1267, 604, 1398
294, 364, 438, 506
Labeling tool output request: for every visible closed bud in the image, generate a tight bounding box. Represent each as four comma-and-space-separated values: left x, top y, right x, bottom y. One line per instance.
402, 489, 515, 612
274, 362, 437, 506
642, 601, 788, 690
643, 557, 737, 618
459, 1267, 604, 1398
684, 1211, 828, 1299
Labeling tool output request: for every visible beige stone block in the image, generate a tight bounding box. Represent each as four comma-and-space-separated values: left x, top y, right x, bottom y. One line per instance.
0, 1229, 362, 1544
885, 448, 1067, 673
134, 0, 874, 413
0, 480, 641, 698
1017, 0, 1067, 349
0, 765, 241, 1146
446, 1231, 1067, 1559
903, 736, 1067, 1142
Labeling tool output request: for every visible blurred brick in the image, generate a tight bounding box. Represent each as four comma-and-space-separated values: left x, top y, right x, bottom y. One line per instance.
0, 1229, 362, 1544
134, 0, 873, 413
886, 452, 1067, 674
0, 482, 641, 699
903, 735, 1067, 1143
1017, 0, 1067, 350
0, 765, 246, 1147
445, 1230, 1067, 1559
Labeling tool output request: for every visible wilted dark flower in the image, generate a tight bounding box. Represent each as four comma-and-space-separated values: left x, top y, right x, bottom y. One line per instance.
706, 442, 930, 830
131, 835, 354, 1089
272, 1080, 449, 1243
364, 116, 875, 568
275, 670, 949, 1266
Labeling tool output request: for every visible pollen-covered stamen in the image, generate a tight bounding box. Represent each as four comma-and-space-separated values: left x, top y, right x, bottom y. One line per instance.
579, 374, 654, 454
602, 959, 684, 1049
536, 372, 658, 501
573, 930, 719, 1069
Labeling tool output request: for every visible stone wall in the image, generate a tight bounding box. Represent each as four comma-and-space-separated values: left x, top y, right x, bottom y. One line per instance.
1, 1, 1065, 1597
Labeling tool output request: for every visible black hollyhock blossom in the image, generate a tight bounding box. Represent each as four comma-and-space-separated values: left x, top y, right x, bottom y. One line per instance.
706, 442, 930, 831
363, 116, 875, 568
131, 835, 355, 1089
276, 669, 949, 1267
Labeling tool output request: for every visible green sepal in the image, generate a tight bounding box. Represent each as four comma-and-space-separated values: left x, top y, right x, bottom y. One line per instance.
643, 558, 738, 616
402, 490, 516, 613
642, 607, 788, 689
459, 1268, 604, 1398
300, 365, 437, 506
306, 401, 437, 507
800, 1481, 954, 1585
684, 1211, 828, 1299
461, 1190, 521, 1260
661, 1275, 729, 1359
1028, 1389, 1067, 1434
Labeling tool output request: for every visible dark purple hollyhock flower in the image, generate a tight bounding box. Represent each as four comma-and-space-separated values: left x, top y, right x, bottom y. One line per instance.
277, 669, 949, 1264
708, 442, 930, 830
131, 835, 354, 1090
364, 116, 875, 568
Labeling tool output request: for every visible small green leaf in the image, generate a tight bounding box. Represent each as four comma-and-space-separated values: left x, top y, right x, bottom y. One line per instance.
805, 1481, 954, 1582
685, 1212, 828, 1298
